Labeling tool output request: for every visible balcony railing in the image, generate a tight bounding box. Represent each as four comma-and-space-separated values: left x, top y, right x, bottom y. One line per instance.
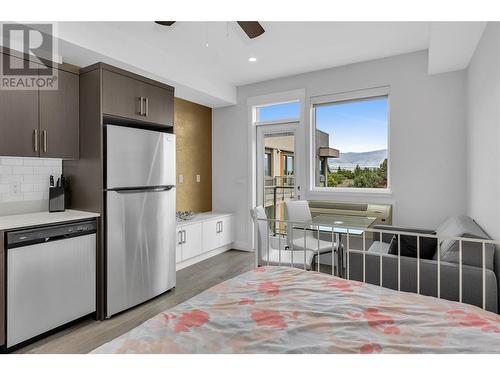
264, 175, 295, 234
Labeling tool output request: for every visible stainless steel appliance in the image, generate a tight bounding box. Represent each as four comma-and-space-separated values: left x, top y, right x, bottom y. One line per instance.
105, 125, 176, 318
6, 220, 97, 348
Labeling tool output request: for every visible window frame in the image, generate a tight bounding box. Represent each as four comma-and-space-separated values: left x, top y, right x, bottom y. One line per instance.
309, 86, 391, 195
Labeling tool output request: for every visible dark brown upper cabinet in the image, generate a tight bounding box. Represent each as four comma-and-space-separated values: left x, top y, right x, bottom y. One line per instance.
0, 54, 39, 157
39, 69, 79, 159
102, 68, 174, 128
0, 49, 80, 159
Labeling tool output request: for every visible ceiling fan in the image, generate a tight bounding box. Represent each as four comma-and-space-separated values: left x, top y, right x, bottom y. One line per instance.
154, 21, 265, 39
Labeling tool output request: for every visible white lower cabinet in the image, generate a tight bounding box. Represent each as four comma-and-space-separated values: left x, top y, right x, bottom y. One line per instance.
176, 213, 234, 267
202, 216, 234, 252
176, 222, 203, 262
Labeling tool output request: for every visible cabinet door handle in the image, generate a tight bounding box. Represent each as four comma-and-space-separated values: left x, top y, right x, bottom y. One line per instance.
42, 130, 47, 153
139, 96, 144, 116
178, 230, 183, 245
182, 230, 187, 244
144, 97, 149, 117
220, 221, 223, 233
33, 129, 38, 152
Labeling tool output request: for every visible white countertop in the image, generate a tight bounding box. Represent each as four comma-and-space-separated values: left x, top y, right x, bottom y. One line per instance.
0, 209, 100, 231
176, 211, 233, 227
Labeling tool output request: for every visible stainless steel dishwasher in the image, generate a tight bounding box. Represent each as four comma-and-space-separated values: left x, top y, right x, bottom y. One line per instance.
6, 220, 97, 348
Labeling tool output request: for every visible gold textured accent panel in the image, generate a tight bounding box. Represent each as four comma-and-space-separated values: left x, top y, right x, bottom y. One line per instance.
175, 97, 212, 212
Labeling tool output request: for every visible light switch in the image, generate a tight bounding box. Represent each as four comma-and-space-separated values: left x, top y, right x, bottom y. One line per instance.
196, 174, 201, 183
178, 175, 184, 184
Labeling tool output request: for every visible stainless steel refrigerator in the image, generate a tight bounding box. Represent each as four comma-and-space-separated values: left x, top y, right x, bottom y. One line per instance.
105, 124, 176, 318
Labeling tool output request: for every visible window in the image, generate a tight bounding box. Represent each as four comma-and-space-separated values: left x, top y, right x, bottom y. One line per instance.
256, 101, 300, 123
313, 94, 389, 189
264, 152, 272, 177
284, 155, 294, 175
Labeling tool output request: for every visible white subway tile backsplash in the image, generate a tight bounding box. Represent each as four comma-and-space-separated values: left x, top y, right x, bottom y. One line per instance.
23, 158, 44, 166
0, 157, 62, 204
1, 157, 24, 166
21, 183, 34, 193
43, 159, 61, 166
12, 166, 33, 175
0, 166, 12, 174
23, 192, 45, 201
33, 182, 48, 192
0, 175, 23, 183
24, 174, 47, 183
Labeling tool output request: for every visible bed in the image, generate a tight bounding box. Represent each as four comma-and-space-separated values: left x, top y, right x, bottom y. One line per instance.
93, 266, 500, 354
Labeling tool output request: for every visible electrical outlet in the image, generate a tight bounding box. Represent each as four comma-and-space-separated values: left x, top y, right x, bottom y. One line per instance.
196, 174, 201, 183
178, 175, 184, 184
11, 182, 21, 195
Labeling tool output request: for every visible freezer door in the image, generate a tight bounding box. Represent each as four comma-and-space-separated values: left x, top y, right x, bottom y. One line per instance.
106, 125, 175, 189
106, 188, 176, 317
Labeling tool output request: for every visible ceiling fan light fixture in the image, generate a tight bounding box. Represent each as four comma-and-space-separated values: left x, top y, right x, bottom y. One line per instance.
248, 57, 257, 62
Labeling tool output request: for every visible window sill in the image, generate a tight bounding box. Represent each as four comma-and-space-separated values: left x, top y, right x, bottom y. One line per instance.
309, 187, 393, 197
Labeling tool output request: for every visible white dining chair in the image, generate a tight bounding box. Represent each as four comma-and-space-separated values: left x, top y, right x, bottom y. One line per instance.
284, 200, 338, 257
250, 206, 316, 270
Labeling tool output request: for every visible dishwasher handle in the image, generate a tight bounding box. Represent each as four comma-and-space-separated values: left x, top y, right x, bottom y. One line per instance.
7, 220, 97, 249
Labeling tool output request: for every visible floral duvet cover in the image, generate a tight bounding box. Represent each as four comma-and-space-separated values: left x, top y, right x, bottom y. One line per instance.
93, 266, 500, 354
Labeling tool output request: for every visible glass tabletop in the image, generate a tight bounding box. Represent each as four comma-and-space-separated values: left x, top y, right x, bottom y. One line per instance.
310, 214, 377, 235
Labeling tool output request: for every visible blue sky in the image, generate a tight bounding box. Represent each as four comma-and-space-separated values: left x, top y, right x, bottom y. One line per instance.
258, 102, 301, 122
258, 98, 388, 153
316, 97, 388, 153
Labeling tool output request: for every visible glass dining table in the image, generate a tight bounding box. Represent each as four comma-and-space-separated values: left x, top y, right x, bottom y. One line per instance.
294, 214, 377, 278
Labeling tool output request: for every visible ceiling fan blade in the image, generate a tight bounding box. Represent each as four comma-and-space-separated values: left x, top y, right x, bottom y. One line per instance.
155, 21, 176, 26
237, 21, 265, 39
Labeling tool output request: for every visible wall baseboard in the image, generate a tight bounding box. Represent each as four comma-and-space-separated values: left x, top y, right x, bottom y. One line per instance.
232, 241, 253, 252
176, 244, 233, 271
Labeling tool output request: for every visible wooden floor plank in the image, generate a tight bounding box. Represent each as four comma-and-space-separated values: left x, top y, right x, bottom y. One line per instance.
15, 249, 254, 354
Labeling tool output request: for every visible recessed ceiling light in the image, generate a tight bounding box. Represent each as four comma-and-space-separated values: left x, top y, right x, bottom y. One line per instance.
248, 57, 257, 62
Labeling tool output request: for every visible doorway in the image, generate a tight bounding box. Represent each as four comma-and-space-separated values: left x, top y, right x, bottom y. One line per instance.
256, 123, 300, 235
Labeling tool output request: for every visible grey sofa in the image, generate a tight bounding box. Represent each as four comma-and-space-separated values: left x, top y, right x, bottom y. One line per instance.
348, 215, 499, 313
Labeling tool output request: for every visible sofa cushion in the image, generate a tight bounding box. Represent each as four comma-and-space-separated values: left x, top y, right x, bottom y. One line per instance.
388, 234, 437, 259
439, 233, 495, 270
433, 215, 495, 270
435, 216, 466, 256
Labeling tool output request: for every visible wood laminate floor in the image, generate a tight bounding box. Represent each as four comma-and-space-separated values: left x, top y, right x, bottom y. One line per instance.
15, 249, 254, 354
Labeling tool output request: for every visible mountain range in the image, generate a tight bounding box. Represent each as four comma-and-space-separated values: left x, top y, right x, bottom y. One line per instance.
328, 149, 387, 170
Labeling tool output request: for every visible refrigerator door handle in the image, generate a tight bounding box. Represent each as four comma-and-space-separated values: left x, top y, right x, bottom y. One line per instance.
110, 185, 175, 194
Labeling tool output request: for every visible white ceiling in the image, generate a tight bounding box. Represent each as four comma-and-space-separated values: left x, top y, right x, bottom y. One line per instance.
48, 22, 485, 107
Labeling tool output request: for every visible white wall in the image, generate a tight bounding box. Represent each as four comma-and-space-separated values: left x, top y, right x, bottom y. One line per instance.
466, 23, 500, 239
213, 51, 467, 250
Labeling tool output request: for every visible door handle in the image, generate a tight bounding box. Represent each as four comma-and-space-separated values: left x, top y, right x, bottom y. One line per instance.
144, 97, 149, 117
182, 230, 187, 244
220, 221, 223, 233
139, 96, 144, 116
42, 130, 47, 153
33, 129, 38, 152
178, 230, 183, 245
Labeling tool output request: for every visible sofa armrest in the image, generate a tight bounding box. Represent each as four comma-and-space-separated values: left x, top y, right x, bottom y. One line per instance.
373, 225, 436, 243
